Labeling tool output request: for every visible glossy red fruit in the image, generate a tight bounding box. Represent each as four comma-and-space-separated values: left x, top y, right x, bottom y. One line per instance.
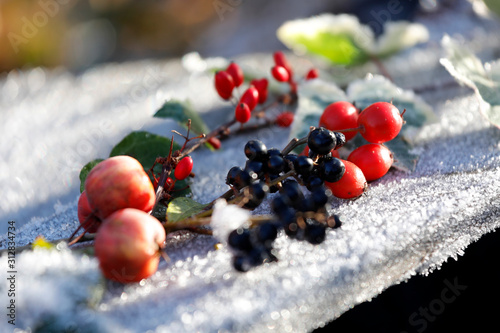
235, 103, 252, 123
214, 71, 235, 100
153, 176, 174, 191
306, 68, 319, 80
226, 62, 244, 87
85, 156, 155, 220
174, 156, 193, 181
271, 65, 290, 82
250, 78, 268, 104
347, 144, 393, 181
320, 101, 359, 142
276, 111, 294, 127
207, 136, 221, 150
325, 160, 367, 199
273, 51, 293, 78
77, 191, 100, 233
357, 102, 403, 143
239, 86, 259, 111
94, 208, 166, 283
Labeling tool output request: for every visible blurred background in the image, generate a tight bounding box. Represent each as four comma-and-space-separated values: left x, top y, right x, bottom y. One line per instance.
0, 0, 447, 74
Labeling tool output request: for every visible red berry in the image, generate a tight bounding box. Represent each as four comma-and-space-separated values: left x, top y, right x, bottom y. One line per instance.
276, 111, 294, 127
348, 144, 393, 181
174, 156, 193, 181
85, 156, 156, 220
153, 176, 174, 191
94, 208, 166, 283
207, 136, 221, 150
239, 86, 259, 111
325, 160, 367, 199
214, 71, 235, 100
77, 191, 101, 233
235, 103, 252, 123
320, 101, 359, 142
226, 62, 244, 87
250, 78, 268, 104
357, 102, 403, 143
271, 65, 290, 82
306, 68, 319, 80
273, 51, 293, 78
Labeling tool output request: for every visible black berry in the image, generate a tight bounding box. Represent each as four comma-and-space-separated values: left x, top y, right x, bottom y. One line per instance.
293, 156, 314, 177
308, 127, 336, 155
244, 140, 268, 161
318, 157, 345, 183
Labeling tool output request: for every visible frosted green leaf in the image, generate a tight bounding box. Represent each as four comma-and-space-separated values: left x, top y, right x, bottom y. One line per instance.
79, 159, 104, 193
277, 13, 429, 66
440, 35, 500, 128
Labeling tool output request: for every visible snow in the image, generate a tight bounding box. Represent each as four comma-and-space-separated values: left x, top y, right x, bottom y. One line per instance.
2, 1, 500, 332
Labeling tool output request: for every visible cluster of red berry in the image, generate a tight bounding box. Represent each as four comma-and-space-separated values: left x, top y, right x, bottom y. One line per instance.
316, 100, 404, 199
214, 51, 317, 128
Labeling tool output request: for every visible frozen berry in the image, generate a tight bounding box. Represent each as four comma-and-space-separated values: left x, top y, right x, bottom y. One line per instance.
226, 62, 244, 87
318, 157, 345, 183
214, 71, 235, 100
325, 160, 367, 199
235, 103, 251, 123
174, 156, 193, 181
240, 86, 259, 111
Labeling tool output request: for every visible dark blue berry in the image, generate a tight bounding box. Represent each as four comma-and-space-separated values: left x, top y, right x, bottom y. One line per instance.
226, 166, 242, 186
244, 182, 268, 209
305, 221, 326, 244
293, 156, 314, 177
244, 140, 268, 161
233, 255, 253, 272
267, 148, 282, 158
228, 228, 253, 252
271, 195, 290, 215
318, 157, 345, 183
311, 187, 330, 209
328, 215, 342, 229
268, 174, 280, 193
245, 160, 266, 179
235, 169, 256, 189
255, 222, 278, 247
308, 127, 336, 155
334, 132, 346, 149
281, 179, 304, 205
283, 154, 298, 172
267, 155, 285, 175
304, 175, 324, 191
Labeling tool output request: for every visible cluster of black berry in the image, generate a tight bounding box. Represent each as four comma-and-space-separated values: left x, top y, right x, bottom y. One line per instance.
225, 127, 346, 272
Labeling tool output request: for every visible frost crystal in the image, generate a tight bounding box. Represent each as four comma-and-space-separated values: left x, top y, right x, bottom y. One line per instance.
210, 199, 250, 244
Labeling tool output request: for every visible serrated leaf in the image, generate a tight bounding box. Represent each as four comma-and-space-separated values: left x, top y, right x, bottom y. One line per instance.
289, 79, 347, 145
109, 131, 180, 172
79, 159, 104, 193
277, 13, 429, 67
440, 35, 500, 128
346, 74, 437, 134
154, 100, 209, 135
166, 197, 207, 224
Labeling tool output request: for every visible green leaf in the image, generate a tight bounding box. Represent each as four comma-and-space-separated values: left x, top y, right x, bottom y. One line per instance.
277, 13, 428, 66
166, 197, 207, 224
384, 138, 419, 172
289, 79, 347, 147
484, 0, 500, 17
440, 35, 500, 128
277, 14, 373, 66
79, 159, 104, 193
109, 131, 180, 172
154, 100, 209, 135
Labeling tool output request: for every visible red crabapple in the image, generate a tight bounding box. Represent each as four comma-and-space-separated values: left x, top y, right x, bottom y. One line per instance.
77, 191, 101, 233
325, 160, 367, 199
357, 102, 403, 143
347, 144, 393, 181
94, 208, 166, 283
85, 155, 155, 220
319, 101, 359, 142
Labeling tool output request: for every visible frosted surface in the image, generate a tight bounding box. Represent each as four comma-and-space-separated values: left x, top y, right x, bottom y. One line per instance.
2, 2, 500, 332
